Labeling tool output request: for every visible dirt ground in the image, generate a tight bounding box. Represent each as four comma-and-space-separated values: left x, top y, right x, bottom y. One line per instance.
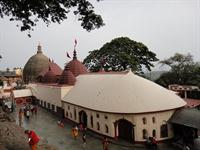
0, 109, 58, 150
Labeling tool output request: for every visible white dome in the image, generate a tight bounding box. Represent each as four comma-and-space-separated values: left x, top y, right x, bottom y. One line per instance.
62, 71, 186, 113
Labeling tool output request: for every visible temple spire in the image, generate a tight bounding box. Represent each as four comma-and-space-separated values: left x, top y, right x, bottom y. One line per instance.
73, 49, 77, 59
37, 43, 42, 53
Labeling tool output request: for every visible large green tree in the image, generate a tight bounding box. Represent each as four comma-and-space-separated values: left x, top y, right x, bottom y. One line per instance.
0, 0, 104, 36
155, 53, 200, 87
83, 37, 158, 72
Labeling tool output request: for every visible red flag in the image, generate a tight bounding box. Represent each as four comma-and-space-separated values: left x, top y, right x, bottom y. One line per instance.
66, 52, 71, 58
74, 39, 77, 49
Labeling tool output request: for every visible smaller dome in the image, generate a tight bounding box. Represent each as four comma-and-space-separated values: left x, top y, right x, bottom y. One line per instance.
59, 66, 76, 85
67, 50, 87, 77
38, 61, 62, 77
43, 67, 59, 83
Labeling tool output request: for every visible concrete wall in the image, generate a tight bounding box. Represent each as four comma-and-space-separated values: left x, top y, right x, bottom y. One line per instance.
30, 84, 72, 111
28, 83, 176, 142
62, 101, 175, 142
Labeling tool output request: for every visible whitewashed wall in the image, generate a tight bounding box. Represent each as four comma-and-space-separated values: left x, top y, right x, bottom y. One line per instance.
63, 101, 175, 142
30, 84, 73, 109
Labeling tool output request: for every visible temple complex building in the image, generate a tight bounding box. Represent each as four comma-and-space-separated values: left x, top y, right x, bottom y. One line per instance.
17, 44, 187, 143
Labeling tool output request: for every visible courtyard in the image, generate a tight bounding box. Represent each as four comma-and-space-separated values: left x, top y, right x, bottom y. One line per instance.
12, 106, 182, 150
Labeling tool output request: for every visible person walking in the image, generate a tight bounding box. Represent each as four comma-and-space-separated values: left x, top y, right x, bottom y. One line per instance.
71, 127, 78, 140
25, 130, 40, 150
18, 108, 23, 127
102, 137, 109, 150
34, 105, 38, 115
151, 136, 157, 150
82, 133, 86, 148
31, 105, 34, 116
26, 109, 30, 119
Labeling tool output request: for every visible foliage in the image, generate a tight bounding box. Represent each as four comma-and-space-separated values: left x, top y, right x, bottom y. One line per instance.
0, 79, 4, 87
155, 53, 200, 87
0, 0, 104, 36
83, 37, 158, 72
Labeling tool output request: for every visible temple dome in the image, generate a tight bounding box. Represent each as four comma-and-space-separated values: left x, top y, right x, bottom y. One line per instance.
43, 67, 59, 83
67, 50, 87, 77
23, 44, 50, 83
38, 61, 62, 77
59, 65, 76, 85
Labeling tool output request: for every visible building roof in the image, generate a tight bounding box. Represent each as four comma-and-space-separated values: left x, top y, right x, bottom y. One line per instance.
23, 44, 50, 83
0, 71, 17, 77
184, 99, 200, 108
169, 108, 200, 129
66, 50, 87, 77
59, 66, 76, 85
62, 71, 186, 113
12, 89, 32, 98
38, 61, 62, 77
43, 67, 59, 83
0, 76, 8, 81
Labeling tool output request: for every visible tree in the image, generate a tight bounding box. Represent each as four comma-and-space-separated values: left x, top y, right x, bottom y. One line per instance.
83, 37, 158, 72
0, 79, 4, 87
0, 0, 104, 36
155, 53, 200, 87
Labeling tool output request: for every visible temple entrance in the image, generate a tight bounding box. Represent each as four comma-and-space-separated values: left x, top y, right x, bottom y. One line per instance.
118, 119, 134, 142
79, 110, 87, 127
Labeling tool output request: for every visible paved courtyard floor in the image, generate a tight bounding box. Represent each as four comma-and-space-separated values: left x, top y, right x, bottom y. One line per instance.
11, 107, 189, 150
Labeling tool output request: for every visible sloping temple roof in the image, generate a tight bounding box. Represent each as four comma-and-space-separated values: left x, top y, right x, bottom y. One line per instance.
169, 108, 200, 129
62, 71, 186, 113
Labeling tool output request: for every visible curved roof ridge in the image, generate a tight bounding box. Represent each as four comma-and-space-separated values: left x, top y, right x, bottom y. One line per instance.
62, 71, 186, 113
59, 65, 76, 85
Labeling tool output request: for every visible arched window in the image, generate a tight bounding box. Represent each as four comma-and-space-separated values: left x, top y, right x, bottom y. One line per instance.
91, 115, 93, 128
97, 122, 100, 131
152, 117, 156, 123
96, 113, 99, 118
70, 112, 72, 118
74, 108, 76, 120
47, 103, 50, 109
52, 104, 55, 111
152, 129, 156, 137
142, 117, 147, 124
105, 125, 109, 133
142, 129, 148, 139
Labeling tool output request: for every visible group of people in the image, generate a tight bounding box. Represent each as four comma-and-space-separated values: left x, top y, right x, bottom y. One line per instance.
57, 120, 64, 128
24, 104, 38, 118
70, 123, 109, 149
18, 104, 38, 127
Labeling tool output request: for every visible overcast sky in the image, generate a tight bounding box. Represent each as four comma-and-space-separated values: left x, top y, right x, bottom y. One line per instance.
0, 0, 199, 71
